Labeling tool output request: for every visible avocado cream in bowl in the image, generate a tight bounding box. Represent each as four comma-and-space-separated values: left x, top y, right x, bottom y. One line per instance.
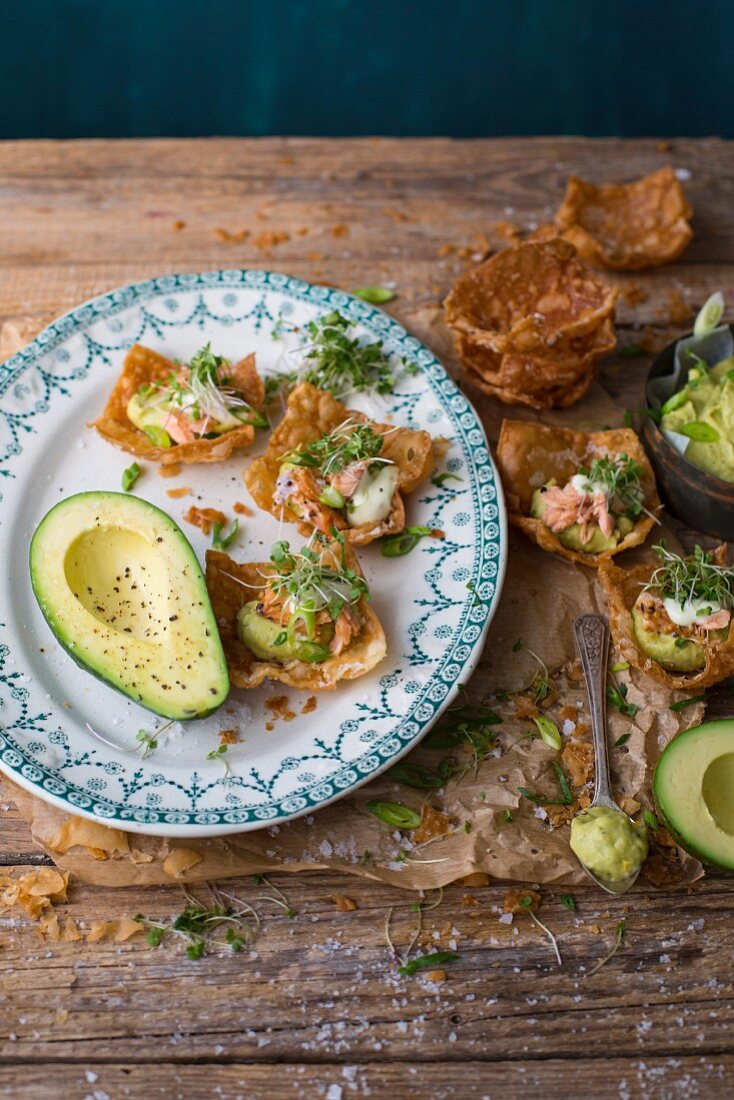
644, 292, 734, 539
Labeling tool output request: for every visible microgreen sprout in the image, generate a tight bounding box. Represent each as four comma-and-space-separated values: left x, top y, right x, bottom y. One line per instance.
559, 894, 577, 912
297, 310, 417, 397
518, 895, 562, 966
431, 471, 463, 489
283, 419, 388, 476
577, 454, 658, 523
586, 919, 626, 977
206, 743, 231, 777
135, 720, 174, 760
645, 543, 734, 612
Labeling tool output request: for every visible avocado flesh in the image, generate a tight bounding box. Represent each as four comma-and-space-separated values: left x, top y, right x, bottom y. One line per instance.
631, 607, 728, 672
127, 393, 242, 437
30, 492, 229, 720
530, 487, 633, 553
236, 600, 334, 663
654, 720, 734, 869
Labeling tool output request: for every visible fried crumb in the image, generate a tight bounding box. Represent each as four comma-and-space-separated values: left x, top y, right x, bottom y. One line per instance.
253, 229, 290, 252
166, 486, 191, 499
331, 894, 357, 912
218, 728, 240, 745
159, 463, 182, 478
503, 888, 540, 913
172, 219, 186, 232
621, 281, 648, 305
294, 227, 310, 237
461, 894, 479, 907
424, 969, 447, 982
562, 741, 594, 788
214, 227, 250, 243
301, 696, 317, 714
331, 224, 349, 238
437, 243, 456, 257
667, 288, 691, 326
233, 501, 253, 516
383, 207, 415, 223
493, 220, 523, 242
183, 505, 227, 536
306, 251, 326, 262
413, 805, 452, 845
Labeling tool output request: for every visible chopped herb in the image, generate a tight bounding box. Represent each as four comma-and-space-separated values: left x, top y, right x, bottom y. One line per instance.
559, 894, 577, 912
381, 525, 435, 558
611, 660, 630, 672
463, 821, 472, 834
388, 761, 447, 790
619, 343, 646, 358
431, 472, 463, 489
397, 951, 459, 977
513, 638, 523, 652
352, 285, 396, 304
367, 800, 422, 829
122, 462, 141, 492
552, 762, 574, 805
670, 694, 706, 711
643, 809, 659, 831
607, 680, 639, 717
502, 810, 513, 822
615, 733, 631, 747
533, 715, 562, 751
212, 518, 239, 551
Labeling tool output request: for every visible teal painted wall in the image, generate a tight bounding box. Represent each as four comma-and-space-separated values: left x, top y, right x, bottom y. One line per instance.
1, 0, 730, 139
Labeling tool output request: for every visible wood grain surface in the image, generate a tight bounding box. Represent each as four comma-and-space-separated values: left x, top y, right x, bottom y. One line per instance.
1, 137, 732, 1100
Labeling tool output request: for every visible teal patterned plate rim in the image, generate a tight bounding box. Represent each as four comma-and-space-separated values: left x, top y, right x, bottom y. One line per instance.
0, 269, 506, 836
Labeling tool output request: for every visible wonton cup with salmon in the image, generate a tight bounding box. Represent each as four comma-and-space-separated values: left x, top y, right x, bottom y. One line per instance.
206, 534, 386, 691
444, 239, 618, 410
496, 420, 660, 566
599, 544, 734, 690
554, 167, 693, 271
244, 382, 435, 545
92, 343, 266, 465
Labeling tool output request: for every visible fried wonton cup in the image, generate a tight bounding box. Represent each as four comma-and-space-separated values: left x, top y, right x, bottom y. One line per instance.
205, 546, 387, 691
554, 167, 693, 271
445, 239, 617, 410
92, 344, 265, 465
496, 420, 660, 566
244, 381, 434, 544
456, 317, 616, 410
599, 546, 734, 690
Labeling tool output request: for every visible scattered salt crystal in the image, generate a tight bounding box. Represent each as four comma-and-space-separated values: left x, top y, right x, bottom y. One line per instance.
562, 719, 576, 735
85, 1071, 98, 1084
448, 1031, 457, 1042
534, 807, 548, 821
675, 167, 692, 181
319, 840, 334, 858
498, 913, 513, 925
326, 1086, 343, 1100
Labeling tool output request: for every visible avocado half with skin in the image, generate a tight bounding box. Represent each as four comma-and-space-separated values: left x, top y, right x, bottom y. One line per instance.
30, 492, 229, 720
654, 720, 734, 869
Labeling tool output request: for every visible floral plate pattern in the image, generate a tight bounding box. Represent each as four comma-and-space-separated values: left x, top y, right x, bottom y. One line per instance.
0, 270, 506, 836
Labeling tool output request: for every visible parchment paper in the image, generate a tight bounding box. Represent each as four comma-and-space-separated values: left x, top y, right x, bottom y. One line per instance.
1, 312, 704, 891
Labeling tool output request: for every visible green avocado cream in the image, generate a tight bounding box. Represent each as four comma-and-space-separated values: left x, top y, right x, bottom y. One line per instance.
570, 806, 648, 883
661, 359, 734, 482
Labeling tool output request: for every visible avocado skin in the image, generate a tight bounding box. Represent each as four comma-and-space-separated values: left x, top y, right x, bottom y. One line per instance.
530, 486, 633, 553
653, 720, 734, 871
236, 600, 333, 662
29, 491, 229, 721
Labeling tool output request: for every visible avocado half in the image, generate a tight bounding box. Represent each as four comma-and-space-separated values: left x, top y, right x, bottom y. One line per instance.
654, 720, 734, 870
30, 491, 229, 721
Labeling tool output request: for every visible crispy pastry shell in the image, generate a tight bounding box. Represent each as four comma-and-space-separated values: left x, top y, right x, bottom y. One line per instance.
554, 167, 693, 271
496, 420, 660, 566
205, 546, 387, 691
244, 382, 434, 544
599, 546, 734, 690
92, 344, 264, 465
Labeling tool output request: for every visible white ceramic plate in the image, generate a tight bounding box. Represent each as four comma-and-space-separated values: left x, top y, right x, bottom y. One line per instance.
0, 270, 506, 836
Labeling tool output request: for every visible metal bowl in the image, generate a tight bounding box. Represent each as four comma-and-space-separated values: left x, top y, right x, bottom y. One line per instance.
643, 327, 734, 540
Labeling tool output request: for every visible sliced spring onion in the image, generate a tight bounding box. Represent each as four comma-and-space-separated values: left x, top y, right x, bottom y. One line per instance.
381, 525, 434, 558
367, 800, 422, 829
398, 951, 458, 976
143, 425, 172, 448
660, 388, 690, 416
388, 762, 445, 789
533, 715, 562, 751
319, 486, 346, 509
693, 291, 725, 337
678, 421, 720, 443
121, 462, 141, 492
211, 519, 239, 551
352, 286, 396, 304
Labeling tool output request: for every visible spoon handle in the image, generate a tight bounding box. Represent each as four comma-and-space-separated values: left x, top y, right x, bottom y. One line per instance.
573, 614, 615, 809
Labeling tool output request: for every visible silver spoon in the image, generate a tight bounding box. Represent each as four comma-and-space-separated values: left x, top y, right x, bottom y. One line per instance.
573, 613, 643, 895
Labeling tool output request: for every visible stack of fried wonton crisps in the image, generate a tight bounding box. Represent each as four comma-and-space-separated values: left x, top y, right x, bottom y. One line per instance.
444, 238, 618, 409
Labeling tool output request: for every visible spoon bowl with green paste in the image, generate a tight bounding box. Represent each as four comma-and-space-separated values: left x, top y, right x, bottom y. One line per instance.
571, 615, 648, 895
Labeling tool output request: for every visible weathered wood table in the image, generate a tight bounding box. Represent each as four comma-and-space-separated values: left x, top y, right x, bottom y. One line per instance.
1, 138, 733, 1100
